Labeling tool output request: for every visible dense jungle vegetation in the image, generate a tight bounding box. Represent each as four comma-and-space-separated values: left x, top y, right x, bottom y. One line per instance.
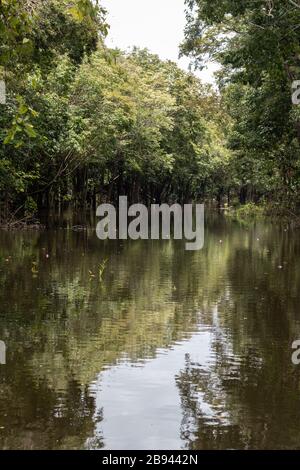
0, 0, 300, 224
182, 0, 300, 215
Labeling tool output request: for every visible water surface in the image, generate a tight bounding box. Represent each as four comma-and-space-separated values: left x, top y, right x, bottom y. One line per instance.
0, 215, 300, 449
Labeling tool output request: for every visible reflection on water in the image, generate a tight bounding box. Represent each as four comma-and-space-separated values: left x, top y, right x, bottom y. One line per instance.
0, 214, 300, 449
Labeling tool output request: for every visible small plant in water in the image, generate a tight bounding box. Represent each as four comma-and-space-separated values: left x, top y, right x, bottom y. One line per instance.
98, 259, 108, 282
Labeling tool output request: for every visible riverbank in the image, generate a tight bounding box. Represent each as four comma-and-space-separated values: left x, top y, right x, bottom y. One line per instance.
2, 201, 300, 232
223, 202, 300, 227
0, 218, 45, 231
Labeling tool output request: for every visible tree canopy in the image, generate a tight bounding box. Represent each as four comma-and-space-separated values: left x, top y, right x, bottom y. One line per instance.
0, 0, 229, 223
182, 0, 300, 212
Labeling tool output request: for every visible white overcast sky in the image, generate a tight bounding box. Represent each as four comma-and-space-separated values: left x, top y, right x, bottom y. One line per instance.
101, 0, 218, 84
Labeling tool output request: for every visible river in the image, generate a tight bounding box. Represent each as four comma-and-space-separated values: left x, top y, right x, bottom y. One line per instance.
0, 214, 299, 449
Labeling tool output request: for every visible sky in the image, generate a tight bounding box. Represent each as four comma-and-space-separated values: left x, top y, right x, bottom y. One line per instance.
101, 0, 218, 85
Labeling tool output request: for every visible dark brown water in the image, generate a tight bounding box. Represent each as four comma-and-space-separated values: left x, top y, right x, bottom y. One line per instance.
0, 214, 300, 450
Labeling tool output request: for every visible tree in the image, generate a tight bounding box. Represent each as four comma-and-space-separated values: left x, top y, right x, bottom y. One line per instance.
182, 0, 300, 210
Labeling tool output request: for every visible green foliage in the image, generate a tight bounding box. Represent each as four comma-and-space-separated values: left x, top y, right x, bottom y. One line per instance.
0, 0, 229, 222
0, 0, 33, 69
0, 0, 108, 220
234, 202, 265, 220
182, 0, 300, 212
24, 196, 38, 217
